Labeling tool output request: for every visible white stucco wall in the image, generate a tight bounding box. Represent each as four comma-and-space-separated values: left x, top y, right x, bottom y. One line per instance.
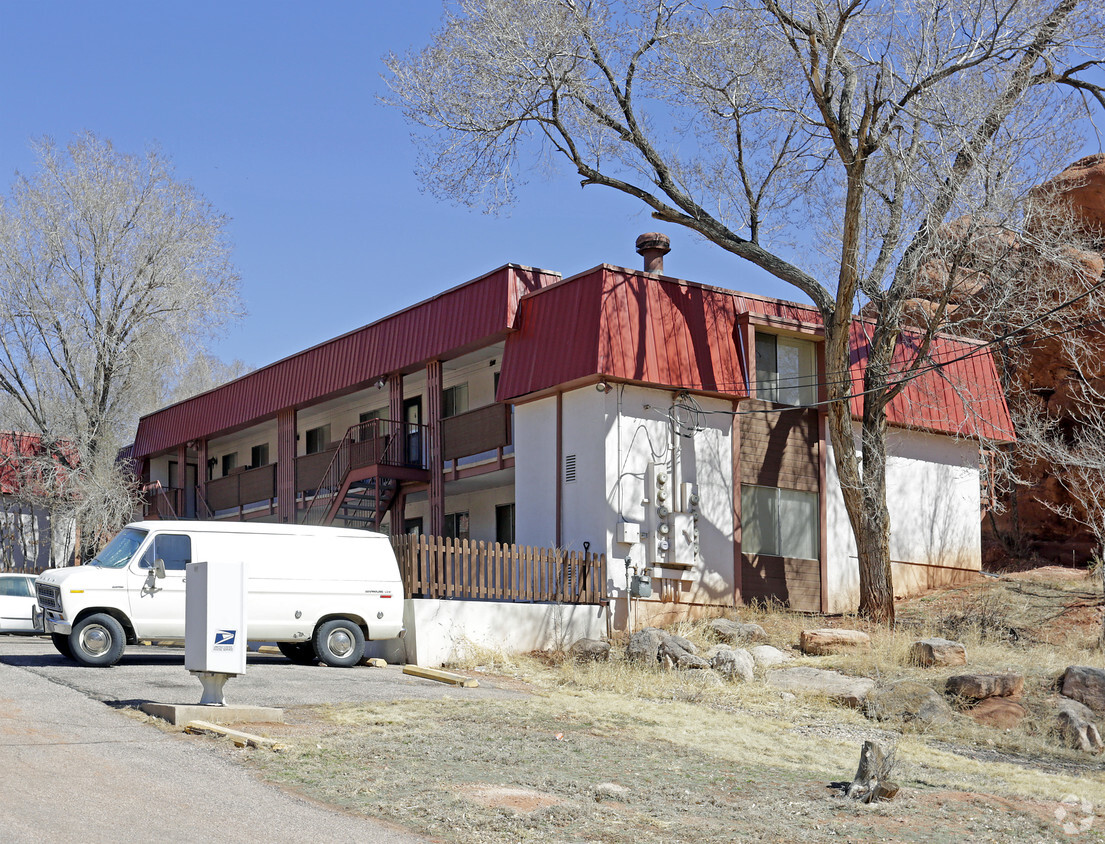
514, 396, 559, 549
516, 385, 735, 613
825, 426, 982, 613
362, 598, 608, 666
400, 483, 514, 543
603, 386, 735, 602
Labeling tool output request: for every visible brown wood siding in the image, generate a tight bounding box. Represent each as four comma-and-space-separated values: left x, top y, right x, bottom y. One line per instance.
441, 403, 511, 461
205, 464, 276, 511
741, 554, 821, 613
739, 401, 818, 491
295, 448, 337, 492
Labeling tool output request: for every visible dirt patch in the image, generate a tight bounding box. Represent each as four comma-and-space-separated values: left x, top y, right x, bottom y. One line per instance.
460, 784, 565, 813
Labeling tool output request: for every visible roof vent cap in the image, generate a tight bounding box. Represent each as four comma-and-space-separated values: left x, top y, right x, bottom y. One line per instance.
635, 232, 671, 274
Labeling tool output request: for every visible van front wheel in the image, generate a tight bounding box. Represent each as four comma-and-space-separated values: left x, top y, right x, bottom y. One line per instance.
51, 632, 73, 659
70, 613, 126, 667
313, 619, 365, 668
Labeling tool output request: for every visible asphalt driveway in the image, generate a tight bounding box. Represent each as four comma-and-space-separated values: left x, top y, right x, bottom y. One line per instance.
0, 635, 528, 843
0, 635, 526, 709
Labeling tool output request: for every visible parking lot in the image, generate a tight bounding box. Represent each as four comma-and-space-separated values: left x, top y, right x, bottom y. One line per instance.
0, 635, 527, 710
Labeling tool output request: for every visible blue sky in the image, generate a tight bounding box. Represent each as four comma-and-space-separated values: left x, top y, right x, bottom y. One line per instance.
0, 2, 782, 369
1, 3, 1101, 371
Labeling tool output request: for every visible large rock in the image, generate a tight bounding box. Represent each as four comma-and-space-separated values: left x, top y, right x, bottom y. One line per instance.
709, 618, 767, 644
665, 632, 697, 655
1056, 698, 1105, 753
749, 645, 791, 668
799, 629, 871, 656
766, 667, 875, 708
865, 680, 953, 725
658, 635, 706, 670
569, 638, 610, 662
945, 673, 1024, 701
626, 627, 664, 665
970, 697, 1027, 729
675, 652, 711, 670
909, 638, 967, 668
1059, 666, 1105, 713
708, 646, 754, 682
1035, 153, 1105, 235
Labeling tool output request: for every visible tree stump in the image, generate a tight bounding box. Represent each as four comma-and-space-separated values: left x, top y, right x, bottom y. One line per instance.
845, 740, 899, 803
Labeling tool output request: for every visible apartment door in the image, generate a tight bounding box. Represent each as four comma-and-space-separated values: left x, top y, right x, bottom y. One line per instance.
168, 461, 198, 518
404, 397, 422, 466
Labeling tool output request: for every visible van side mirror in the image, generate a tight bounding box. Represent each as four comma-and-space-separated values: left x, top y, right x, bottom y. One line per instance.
154, 559, 166, 580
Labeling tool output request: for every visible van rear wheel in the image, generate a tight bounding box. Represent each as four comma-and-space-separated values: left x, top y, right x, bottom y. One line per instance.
313, 619, 365, 668
277, 641, 317, 665
69, 613, 126, 667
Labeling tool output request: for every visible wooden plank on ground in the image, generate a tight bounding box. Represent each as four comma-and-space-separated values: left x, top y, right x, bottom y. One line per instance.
403, 664, 479, 688
185, 720, 285, 749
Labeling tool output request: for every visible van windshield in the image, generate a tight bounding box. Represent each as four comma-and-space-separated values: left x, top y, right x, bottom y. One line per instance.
88, 528, 148, 569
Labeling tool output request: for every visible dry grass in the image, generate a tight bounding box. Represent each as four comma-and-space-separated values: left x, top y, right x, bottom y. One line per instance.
221, 568, 1105, 844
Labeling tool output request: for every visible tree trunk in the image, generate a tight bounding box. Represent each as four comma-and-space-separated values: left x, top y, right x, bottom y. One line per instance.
857, 403, 894, 623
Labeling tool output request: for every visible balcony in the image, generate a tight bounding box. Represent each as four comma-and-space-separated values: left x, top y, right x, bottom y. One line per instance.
442, 403, 513, 480
207, 463, 277, 518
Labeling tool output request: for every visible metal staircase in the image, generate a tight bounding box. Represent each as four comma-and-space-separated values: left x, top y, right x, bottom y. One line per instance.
299, 418, 428, 531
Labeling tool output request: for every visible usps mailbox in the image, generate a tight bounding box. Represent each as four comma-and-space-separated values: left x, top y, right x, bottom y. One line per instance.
185, 560, 247, 705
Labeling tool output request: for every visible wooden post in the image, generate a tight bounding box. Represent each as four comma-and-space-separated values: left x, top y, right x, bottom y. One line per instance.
276, 408, 296, 523
426, 360, 444, 537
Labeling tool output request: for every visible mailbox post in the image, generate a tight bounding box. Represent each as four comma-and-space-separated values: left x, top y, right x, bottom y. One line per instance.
184, 560, 246, 705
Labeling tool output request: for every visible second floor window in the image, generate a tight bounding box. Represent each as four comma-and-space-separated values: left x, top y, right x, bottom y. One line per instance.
305, 424, 331, 455
250, 443, 269, 467
221, 452, 237, 476
442, 383, 469, 418
755, 333, 817, 407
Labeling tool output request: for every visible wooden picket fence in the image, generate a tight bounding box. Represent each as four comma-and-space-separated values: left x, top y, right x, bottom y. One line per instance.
390, 534, 607, 604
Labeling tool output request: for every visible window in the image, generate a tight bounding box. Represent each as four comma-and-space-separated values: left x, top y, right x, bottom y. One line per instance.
0, 576, 33, 598
404, 517, 423, 536
141, 534, 192, 572
495, 504, 515, 545
444, 511, 470, 541
741, 485, 819, 560
755, 333, 817, 406
442, 383, 469, 418
250, 443, 269, 468
305, 424, 331, 455
360, 407, 387, 424
221, 452, 238, 476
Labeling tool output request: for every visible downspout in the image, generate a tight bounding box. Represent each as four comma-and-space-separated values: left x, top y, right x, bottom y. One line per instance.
555, 390, 562, 549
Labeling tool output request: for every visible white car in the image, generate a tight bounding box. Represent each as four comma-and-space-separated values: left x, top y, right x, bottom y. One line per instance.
0, 572, 42, 633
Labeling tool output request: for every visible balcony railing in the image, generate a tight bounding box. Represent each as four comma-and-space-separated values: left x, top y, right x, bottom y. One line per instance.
207, 464, 277, 514
441, 403, 512, 461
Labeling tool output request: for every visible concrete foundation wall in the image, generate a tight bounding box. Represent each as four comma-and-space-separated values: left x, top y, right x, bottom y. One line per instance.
363, 598, 608, 667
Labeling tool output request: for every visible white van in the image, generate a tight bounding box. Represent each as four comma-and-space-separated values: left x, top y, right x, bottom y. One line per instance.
34, 521, 404, 668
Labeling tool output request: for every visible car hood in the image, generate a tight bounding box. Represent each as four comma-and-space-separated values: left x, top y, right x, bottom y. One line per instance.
37, 565, 125, 589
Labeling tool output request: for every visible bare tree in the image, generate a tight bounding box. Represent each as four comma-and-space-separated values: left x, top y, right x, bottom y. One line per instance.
0, 133, 242, 555
385, 0, 1105, 620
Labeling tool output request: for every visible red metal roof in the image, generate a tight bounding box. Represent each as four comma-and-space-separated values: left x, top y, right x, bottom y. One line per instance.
499, 266, 1014, 442
133, 260, 1014, 459
132, 265, 560, 458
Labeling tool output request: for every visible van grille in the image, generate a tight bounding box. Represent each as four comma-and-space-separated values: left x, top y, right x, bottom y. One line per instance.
36, 583, 61, 611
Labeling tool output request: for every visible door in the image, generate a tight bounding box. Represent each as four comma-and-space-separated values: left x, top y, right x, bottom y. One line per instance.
127, 533, 191, 638
404, 396, 423, 466
168, 462, 199, 518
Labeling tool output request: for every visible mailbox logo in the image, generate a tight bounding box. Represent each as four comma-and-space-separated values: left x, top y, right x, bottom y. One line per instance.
214, 629, 237, 647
